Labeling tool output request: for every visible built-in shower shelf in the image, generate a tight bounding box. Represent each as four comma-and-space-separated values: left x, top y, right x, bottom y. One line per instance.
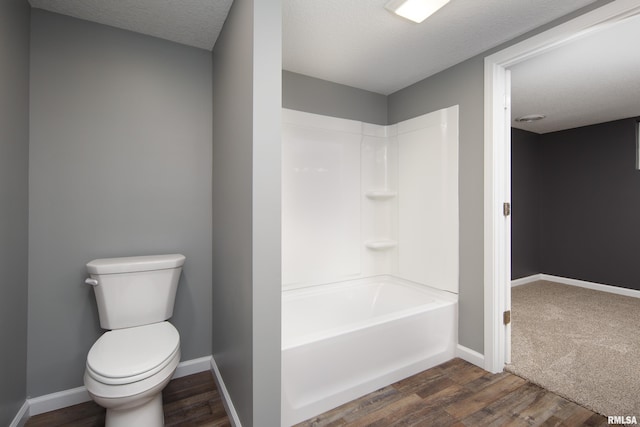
365, 190, 397, 200
365, 240, 398, 250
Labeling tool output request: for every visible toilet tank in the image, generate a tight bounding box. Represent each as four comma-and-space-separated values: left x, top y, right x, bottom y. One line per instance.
86, 254, 185, 330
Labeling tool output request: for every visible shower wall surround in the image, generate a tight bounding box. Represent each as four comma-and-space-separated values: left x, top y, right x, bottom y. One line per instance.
282, 106, 459, 294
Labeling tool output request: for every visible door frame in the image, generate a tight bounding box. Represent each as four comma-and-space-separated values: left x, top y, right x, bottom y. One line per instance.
483, 0, 640, 373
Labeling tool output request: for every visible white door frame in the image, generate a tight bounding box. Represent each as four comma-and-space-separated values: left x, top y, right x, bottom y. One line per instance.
483, 0, 640, 374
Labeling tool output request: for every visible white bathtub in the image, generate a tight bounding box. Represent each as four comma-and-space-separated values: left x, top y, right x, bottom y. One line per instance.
281, 275, 457, 426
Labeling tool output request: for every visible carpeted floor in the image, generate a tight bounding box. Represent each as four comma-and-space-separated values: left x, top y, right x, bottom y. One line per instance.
506, 280, 640, 417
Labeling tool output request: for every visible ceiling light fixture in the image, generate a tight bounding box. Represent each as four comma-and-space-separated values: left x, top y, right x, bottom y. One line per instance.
385, 0, 451, 24
515, 114, 546, 123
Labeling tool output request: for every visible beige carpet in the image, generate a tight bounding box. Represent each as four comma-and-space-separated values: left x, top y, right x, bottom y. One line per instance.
506, 280, 640, 417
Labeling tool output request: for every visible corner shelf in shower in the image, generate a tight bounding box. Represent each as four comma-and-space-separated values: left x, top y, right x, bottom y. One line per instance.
365, 240, 398, 250
365, 190, 397, 200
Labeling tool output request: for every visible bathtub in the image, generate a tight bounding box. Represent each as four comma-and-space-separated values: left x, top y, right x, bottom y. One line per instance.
281, 275, 457, 426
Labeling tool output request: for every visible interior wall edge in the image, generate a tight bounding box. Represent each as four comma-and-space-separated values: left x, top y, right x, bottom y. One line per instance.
0, 0, 31, 425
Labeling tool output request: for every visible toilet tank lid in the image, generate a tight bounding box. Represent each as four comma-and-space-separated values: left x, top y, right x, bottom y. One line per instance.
86, 254, 185, 274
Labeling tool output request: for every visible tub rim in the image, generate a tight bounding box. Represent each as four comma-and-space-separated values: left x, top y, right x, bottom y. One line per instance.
282, 275, 457, 350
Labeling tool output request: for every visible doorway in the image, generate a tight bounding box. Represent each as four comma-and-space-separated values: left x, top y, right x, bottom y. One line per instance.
483, 0, 640, 374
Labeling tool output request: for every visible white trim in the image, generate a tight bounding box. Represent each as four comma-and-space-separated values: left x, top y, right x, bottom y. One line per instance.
510, 274, 543, 287
538, 274, 640, 299
28, 386, 91, 417
8, 401, 29, 427
512, 272, 640, 298
484, 0, 640, 376
173, 355, 213, 378
210, 356, 242, 427
26, 356, 215, 417
455, 344, 485, 369
483, 56, 510, 374
211, 356, 242, 427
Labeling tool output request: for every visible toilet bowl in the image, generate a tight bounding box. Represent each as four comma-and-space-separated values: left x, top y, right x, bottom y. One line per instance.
84, 321, 181, 427
83, 254, 185, 427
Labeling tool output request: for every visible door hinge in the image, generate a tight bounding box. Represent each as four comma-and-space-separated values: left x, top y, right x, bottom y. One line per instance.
503, 310, 511, 325
503, 202, 511, 216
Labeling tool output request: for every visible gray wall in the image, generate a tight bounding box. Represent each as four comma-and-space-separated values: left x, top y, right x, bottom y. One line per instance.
0, 0, 30, 424
283, 70, 388, 125
513, 119, 640, 291
212, 0, 281, 425
28, 10, 213, 397
511, 128, 541, 279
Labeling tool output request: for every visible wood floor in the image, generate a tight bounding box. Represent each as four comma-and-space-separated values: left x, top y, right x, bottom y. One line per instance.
25, 370, 230, 427
25, 358, 607, 427
296, 358, 608, 427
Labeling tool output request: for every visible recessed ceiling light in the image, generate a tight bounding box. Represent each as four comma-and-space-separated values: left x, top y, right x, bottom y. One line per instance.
385, 0, 451, 24
515, 114, 546, 123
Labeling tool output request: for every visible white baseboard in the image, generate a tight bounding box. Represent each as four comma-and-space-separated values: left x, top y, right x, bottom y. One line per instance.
455, 344, 485, 369
210, 356, 242, 427
511, 274, 543, 287
8, 400, 29, 427
540, 274, 640, 299
173, 355, 213, 378
28, 386, 91, 417
512, 273, 640, 299
26, 355, 215, 417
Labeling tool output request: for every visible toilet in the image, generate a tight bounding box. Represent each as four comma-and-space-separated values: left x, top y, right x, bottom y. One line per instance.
83, 254, 185, 427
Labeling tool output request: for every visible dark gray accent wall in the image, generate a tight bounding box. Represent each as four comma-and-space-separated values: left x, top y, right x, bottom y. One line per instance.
512, 119, 640, 291
538, 118, 640, 291
283, 70, 388, 125
511, 128, 541, 279
0, 0, 30, 424
212, 0, 281, 425
28, 10, 213, 397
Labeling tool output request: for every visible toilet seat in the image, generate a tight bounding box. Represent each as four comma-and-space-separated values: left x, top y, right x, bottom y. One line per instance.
86, 322, 180, 385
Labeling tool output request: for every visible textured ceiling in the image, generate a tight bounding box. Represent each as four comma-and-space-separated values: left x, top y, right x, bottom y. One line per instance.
28, 0, 233, 50
27, 0, 636, 133
511, 12, 640, 134
282, 0, 600, 95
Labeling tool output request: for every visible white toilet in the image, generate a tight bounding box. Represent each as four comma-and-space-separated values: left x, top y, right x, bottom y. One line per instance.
83, 254, 185, 427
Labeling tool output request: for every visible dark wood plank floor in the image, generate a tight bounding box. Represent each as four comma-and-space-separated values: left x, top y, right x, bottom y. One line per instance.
25, 358, 608, 427
296, 358, 608, 427
25, 370, 230, 427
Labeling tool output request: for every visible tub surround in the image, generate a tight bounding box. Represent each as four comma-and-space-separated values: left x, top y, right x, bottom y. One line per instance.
282, 106, 459, 293
281, 106, 460, 425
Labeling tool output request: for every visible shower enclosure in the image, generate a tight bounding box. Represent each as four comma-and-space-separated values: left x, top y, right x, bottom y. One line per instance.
281, 105, 459, 426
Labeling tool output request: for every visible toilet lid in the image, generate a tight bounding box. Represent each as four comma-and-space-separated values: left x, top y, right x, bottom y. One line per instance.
87, 322, 180, 382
